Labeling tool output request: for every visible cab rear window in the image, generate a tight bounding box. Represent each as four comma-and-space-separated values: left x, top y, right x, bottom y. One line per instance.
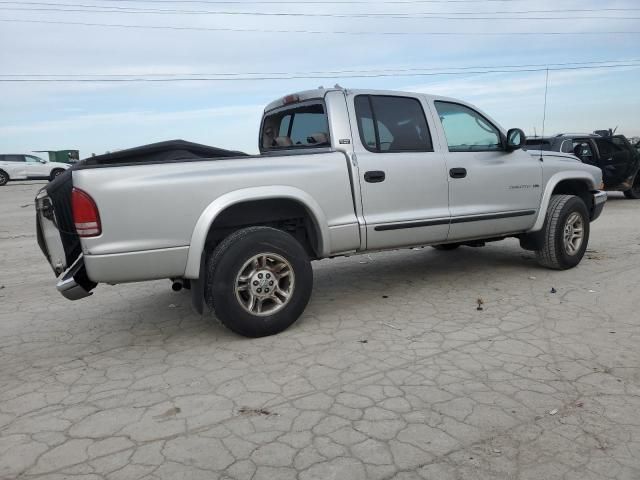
261, 101, 330, 152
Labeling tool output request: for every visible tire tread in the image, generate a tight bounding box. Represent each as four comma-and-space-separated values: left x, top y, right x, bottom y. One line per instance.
536, 195, 571, 269
535, 194, 589, 270
205, 226, 312, 337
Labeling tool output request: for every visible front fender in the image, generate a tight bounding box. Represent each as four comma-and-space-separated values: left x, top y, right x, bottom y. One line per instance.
183, 186, 329, 279
528, 171, 598, 232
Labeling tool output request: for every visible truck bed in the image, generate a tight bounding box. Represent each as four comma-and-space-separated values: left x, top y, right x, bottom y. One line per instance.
81, 139, 247, 167
37, 140, 248, 277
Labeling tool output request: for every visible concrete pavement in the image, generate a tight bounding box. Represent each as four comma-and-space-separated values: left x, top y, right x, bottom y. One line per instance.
1, 182, 640, 479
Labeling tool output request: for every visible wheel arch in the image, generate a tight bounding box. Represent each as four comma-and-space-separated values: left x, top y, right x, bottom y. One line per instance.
184, 186, 329, 279
529, 172, 597, 232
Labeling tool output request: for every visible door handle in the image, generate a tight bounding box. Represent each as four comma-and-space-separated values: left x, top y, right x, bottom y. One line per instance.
364, 170, 386, 183
449, 168, 467, 179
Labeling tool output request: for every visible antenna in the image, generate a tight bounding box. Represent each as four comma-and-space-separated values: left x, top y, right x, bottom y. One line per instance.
539, 67, 549, 161
541, 67, 549, 138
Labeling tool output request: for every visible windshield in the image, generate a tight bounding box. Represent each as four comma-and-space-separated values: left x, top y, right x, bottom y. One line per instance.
261, 101, 330, 152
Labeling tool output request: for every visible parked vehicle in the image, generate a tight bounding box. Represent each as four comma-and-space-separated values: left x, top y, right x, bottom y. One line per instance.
524, 132, 640, 198
34, 149, 81, 165
36, 88, 606, 337
0, 154, 70, 186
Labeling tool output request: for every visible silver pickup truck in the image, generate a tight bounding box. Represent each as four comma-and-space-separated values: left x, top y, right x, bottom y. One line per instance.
36, 87, 606, 337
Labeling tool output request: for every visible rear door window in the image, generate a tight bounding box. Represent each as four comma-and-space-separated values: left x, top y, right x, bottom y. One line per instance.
354, 95, 433, 153
5, 155, 24, 162
596, 138, 629, 164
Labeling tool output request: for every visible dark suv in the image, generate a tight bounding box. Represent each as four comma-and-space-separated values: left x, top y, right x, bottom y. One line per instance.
524, 132, 640, 199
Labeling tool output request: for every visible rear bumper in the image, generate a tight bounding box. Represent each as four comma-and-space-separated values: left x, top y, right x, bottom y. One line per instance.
56, 255, 94, 300
591, 190, 607, 221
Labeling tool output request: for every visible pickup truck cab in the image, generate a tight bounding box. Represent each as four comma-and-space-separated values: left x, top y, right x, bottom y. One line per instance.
0, 154, 70, 186
36, 88, 606, 337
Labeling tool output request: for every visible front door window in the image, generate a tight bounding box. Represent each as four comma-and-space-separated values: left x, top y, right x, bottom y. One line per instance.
434, 102, 502, 152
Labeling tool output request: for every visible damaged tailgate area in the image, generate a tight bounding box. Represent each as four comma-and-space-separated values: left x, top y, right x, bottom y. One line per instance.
35, 139, 246, 300
36, 170, 97, 299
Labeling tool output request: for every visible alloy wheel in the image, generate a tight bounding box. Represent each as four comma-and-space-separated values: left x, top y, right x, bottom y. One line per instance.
235, 253, 295, 316
563, 212, 584, 255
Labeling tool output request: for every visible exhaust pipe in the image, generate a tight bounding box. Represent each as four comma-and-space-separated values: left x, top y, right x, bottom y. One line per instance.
171, 280, 183, 292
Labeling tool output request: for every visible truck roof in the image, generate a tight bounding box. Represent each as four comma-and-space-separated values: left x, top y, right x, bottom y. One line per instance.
263, 87, 463, 113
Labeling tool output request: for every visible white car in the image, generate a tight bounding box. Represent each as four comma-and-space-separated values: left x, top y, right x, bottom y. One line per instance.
0, 154, 71, 186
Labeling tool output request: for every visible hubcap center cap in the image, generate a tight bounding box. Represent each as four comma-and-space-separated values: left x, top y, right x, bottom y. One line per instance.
250, 269, 275, 296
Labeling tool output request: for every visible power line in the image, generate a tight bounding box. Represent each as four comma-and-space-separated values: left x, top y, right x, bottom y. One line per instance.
44, 0, 533, 4
7, 1, 640, 11
4, 2, 640, 15
2, 18, 639, 35
3, 59, 637, 78
4, 4, 639, 19
2, 62, 639, 82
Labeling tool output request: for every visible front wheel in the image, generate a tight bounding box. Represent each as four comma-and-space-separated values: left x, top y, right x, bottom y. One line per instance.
205, 226, 313, 337
535, 195, 590, 270
623, 174, 640, 199
0, 170, 8, 186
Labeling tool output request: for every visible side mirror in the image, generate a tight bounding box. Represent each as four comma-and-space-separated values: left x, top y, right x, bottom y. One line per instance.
506, 128, 526, 152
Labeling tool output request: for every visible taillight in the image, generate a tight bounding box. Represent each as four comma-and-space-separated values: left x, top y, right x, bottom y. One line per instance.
72, 187, 101, 237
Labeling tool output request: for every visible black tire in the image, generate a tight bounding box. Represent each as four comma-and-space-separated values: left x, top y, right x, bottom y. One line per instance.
205, 226, 313, 337
535, 194, 590, 270
432, 243, 460, 251
623, 174, 640, 199
0, 170, 8, 186
50, 169, 65, 181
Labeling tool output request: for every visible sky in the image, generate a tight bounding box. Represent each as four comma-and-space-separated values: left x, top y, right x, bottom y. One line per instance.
1, 0, 639, 157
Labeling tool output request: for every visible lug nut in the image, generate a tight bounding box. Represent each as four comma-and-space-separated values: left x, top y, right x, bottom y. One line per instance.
257, 288, 262, 293
265, 288, 270, 293
253, 281, 259, 286
266, 273, 271, 278
269, 281, 274, 286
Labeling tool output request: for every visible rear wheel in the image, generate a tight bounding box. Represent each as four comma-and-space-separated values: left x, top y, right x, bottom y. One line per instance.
623, 174, 640, 199
535, 194, 590, 270
205, 226, 313, 337
0, 170, 8, 186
